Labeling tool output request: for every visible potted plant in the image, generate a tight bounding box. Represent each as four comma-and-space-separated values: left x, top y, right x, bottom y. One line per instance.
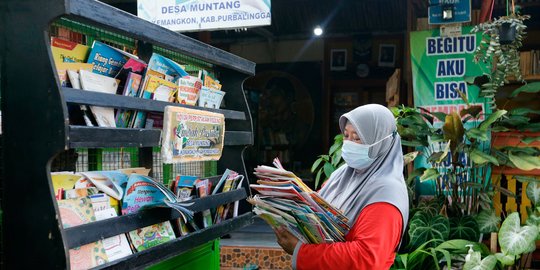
311, 134, 345, 189
471, 3, 530, 109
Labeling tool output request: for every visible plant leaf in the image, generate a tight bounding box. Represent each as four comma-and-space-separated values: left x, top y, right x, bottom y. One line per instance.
494, 253, 515, 266
407, 168, 426, 185
510, 82, 540, 97
526, 182, 540, 207
323, 163, 335, 179
408, 212, 450, 250
443, 112, 465, 155
470, 149, 499, 166
475, 209, 501, 234
403, 151, 419, 166
311, 157, 323, 173
420, 168, 440, 182
466, 128, 490, 141
508, 151, 540, 170
498, 212, 539, 256
449, 216, 480, 241
479, 110, 507, 130
463, 254, 497, 270
401, 139, 427, 147
522, 136, 540, 144
515, 175, 540, 184
461, 105, 483, 118
314, 169, 323, 190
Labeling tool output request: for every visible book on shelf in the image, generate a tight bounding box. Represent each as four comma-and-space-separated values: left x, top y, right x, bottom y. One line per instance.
50, 37, 90, 64
51, 172, 83, 200
115, 72, 143, 128
212, 169, 244, 224
115, 58, 148, 95
93, 207, 133, 261
57, 197, 109, 269
65, 68, 99, 126
79, 69, 119, 127
198, 86, 225, 109
86, 40, 133, 77
248, 158, 350, 244
177, 76, 202, 106
147, 53, 189, 83
195, 178, 213, 228
80, 171, 125, 201
131, 74, 177, 128
54, 62, 93, 87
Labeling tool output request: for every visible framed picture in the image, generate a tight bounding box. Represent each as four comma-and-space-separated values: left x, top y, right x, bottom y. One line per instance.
330, 49, 347, 71
378, 44, 396, 67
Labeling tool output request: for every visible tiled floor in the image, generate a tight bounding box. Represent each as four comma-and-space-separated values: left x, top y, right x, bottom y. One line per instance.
220, 217, 292, 270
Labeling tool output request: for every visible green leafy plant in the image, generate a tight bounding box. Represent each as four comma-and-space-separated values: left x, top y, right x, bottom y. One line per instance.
311, 134, 345, 189
471, 8, 530, 109
408, 211, 450, 250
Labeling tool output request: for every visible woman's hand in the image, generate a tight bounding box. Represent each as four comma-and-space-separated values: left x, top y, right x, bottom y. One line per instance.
273, 225, 299, 255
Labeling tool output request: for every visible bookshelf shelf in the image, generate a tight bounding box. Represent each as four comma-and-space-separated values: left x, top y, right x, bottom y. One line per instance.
63, 188, 248, 249
69, 126, 253, 148
92, 212, 253, 270
1, 0, 256, 268
63, 88, 247, 120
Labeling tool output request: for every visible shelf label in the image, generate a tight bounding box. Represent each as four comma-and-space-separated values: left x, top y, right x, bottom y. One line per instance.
137, 0, 271, 32
162, 106, 225, 163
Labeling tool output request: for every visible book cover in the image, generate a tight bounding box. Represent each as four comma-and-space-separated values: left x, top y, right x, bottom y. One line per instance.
115, 72, 142, 128
198, 86, 225, 109
66, 68, 98, 126
86, 41, 130, 77
79, 70, 119, 127
80, 171, 124, 201
177, 76, 202, 105
203, 72, 222, 90
94, 208, 133, 261
147, 53, 188, 83
50, 37, 90, 64
64, 187, 99, 199
115, 58, 147, 95
128, 222, 176, 252
57, 198, 109, 269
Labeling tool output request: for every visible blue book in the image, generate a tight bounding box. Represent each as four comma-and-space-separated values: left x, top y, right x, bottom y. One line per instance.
147, 53, 189, 83
87, 41, 131, 77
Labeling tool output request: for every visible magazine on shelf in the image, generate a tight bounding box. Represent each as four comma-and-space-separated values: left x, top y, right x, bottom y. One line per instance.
115, 72, 143, 128
248, 158, 350, 244
94, 207, 133, 261
177, 76, 202, 105
147, 53, 189, 83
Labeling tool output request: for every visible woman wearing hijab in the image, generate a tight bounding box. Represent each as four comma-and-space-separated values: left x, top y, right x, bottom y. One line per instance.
273, 104, 409, 270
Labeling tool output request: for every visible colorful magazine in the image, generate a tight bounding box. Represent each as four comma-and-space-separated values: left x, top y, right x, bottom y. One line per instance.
147, 53, 189, 83
177, 76, 202, 105
198, 86, 225, 109
115, 72, 142, 128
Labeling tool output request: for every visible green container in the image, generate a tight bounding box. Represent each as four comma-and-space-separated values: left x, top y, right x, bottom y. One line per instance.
147, 240, 220, 270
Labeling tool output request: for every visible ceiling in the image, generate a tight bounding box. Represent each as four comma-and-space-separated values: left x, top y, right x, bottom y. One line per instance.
103, 0, 540, 45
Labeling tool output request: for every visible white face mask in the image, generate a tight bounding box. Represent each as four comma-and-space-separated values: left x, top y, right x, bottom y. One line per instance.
341, 133, 394, 170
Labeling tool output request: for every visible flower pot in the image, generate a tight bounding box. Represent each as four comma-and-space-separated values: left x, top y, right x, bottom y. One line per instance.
498, 22, 517, 45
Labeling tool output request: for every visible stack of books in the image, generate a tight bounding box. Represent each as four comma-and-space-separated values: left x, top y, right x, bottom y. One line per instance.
248, 158, 350, 244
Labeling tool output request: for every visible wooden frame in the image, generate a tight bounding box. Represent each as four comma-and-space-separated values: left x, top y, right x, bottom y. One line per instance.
330, 49, 347, 71
378, 44, 396, 67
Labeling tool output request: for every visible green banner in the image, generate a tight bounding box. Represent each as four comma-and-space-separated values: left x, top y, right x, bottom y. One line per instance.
410, 26, 491, 195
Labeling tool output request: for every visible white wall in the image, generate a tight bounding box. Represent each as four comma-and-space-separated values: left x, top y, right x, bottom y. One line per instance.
229, 39, 324, 64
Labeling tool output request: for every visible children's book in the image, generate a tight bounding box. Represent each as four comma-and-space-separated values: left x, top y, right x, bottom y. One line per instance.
86, 41, 131, 77
195, 179, 213, 228
115, 72, 142, 128
147, 53, 189, 83
198, 86, 225, 109
80, 171, 124, 200
177, 76, 202, 106
64, 187, 99, 199
203, 72, 222, 90
115, 58, 147, 95
50, 37, 90, 64
128, 222, 176, 252
94, 207, 133, 261
131, 75, 177, 128
57, 197, 109, 269
79, 70, 119, 127
51, 172, 83, 200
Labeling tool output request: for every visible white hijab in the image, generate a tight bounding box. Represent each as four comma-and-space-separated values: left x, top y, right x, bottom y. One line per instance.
319, 104, 409, 238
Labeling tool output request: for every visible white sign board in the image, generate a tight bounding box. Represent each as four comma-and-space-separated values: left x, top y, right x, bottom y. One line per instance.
137, 0, 271, 32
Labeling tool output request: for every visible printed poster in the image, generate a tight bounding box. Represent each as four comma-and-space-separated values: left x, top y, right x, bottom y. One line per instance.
410, 26, 491, 195
162, 106, 225, 163
137, 0, 271, 32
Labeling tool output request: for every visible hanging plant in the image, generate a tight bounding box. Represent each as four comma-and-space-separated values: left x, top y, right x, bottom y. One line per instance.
471, 0, 530, 110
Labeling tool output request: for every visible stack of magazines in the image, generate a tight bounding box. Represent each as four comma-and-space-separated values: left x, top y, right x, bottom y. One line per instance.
248, 158, 350, 244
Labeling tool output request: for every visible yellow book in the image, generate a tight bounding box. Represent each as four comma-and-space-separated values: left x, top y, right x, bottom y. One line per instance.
51, 172, 83, 200
50, 37, 90, 64
143, 75, 178, 102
